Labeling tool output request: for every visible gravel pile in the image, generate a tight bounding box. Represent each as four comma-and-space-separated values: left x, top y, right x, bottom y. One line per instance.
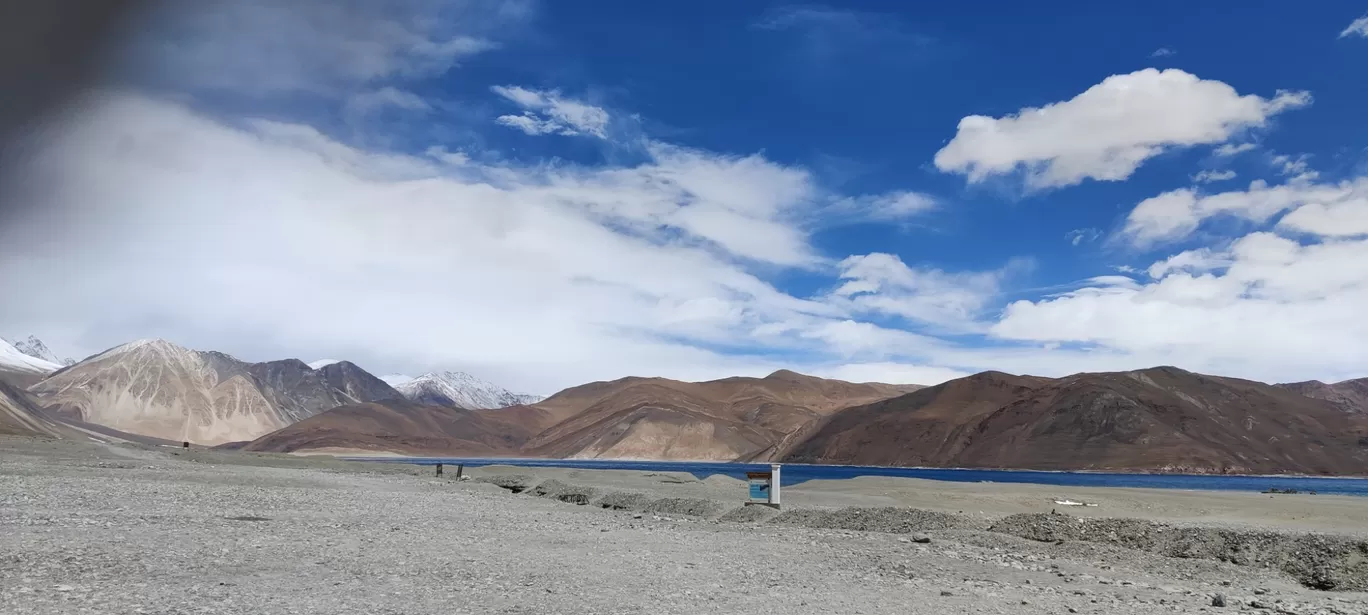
641, 497, 728, 518
717, 504, 780, 523
773, 506, 974, 534
473, 473, 540, 494
594, 490, 652, 511
529, 479, 600, 505
990, 513, 1368, 591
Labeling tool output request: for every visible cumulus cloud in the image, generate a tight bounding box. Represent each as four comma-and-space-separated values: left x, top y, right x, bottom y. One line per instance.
933, 69, 1311, 190
1120, 178, 1366, 247
992, 227, 1368, 383
1340, 15, 1368, 38
491, 85, 610, 138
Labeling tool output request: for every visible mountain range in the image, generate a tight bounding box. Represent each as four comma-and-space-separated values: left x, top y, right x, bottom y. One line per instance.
4, 334, 1368, 475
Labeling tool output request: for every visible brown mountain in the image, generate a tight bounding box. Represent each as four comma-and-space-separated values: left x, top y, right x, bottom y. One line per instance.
240, 398, 535, 456
28, 340, 402, 445
520, 370, 921, 461
1277, 377, 1368, 415
784, 367, 1368, 475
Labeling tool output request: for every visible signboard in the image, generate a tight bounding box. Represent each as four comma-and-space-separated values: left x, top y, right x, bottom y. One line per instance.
746, 471, 772, 501
745, 464, 782, 509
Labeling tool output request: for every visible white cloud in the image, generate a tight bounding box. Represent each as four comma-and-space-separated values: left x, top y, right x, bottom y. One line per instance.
130, 0, 509, 95
1192, 169, 1236, 183
933, 69, 1311, 190
1150, 47, 1175, 57
1214, 142, 1256, 157
491, 85, 610, 138
495, 113, 566, 136
1271, 153, 1319, 181
1340, 15, 1368, 38
992, 227, 1368, 383
1120, 179, 1366, 247
829, 253, 1026, 333
0, 93, 1000, 393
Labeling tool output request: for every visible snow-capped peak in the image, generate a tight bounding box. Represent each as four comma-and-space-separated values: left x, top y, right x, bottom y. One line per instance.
394, 370, 543, 410
0, 337, 62, 374
307, 359, 342, 370
5, 335, 73, 367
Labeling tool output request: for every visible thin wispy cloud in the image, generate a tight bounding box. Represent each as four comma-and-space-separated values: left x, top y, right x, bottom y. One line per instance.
752, 5, 932, 71
1340, 15, 1368, 38
1150, 47, 1176, 57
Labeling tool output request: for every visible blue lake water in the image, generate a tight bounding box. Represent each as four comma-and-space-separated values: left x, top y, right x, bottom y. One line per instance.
345, 457, 1368, 497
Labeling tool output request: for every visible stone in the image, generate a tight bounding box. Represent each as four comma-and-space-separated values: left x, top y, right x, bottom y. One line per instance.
1211, 593, 1227, 607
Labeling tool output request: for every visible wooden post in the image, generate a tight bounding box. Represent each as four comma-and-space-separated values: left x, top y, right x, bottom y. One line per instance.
456, 464, 464, 480
435, 463, 443, 477
182, 441, 189, 449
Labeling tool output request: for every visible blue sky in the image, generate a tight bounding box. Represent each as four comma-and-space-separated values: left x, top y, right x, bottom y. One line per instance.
2, 1, 1368, 393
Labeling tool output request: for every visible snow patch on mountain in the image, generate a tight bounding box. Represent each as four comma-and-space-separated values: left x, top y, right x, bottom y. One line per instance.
394, 371, 543, 410
0, 338, 62, 374
307, 359, 342, 370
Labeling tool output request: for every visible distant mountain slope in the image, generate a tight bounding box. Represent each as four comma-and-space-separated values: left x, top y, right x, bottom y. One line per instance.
784, 367, 1368, 475
0, 380, 66, 438
1278, 378, 1368, 415
27, 339, 401, 445
240, 398, 535, 456
0, 380, 170, 445
521, 370, 923, 461
394, 371, 543, 409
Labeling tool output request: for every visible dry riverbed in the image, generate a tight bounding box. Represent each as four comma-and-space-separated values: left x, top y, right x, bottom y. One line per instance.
2, 437, 1366, 615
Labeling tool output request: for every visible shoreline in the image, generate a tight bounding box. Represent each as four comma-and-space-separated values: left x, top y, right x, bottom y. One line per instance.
330, 453, 1368, 484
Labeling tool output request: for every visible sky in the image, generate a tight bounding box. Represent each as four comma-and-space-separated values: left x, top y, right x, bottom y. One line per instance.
2, 0, 1367, 395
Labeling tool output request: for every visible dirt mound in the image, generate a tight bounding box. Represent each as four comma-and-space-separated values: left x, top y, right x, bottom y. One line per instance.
529, 479, 600, 505
641, 498, 727, 518
718, 505, 781, 523
595, 491, 652, 511
475, 474, 540, 494
990, 513, 1368, 591
773, 506, 975, 533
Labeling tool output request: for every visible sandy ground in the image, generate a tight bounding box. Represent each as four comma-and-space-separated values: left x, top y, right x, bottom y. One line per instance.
3, 437, 1367, 615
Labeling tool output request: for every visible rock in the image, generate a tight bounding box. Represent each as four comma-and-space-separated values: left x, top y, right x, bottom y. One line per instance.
940, 590, 953, 596
54, 585, 74, 592
1250, 600, 1271, 609
1211, 593, 1227, 607
911, 533, 932, 544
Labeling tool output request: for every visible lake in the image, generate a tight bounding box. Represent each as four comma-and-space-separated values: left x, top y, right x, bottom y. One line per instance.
344, 456, 1368, 497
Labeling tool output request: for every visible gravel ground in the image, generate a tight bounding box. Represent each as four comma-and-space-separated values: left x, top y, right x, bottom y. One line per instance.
3, 438, 1368, 615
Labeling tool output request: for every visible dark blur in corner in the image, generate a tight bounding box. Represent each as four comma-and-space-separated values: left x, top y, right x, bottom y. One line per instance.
0, 0, 153, 214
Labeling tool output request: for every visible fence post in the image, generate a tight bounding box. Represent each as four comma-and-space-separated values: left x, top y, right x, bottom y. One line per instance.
456, 464, 464, 480
435, 463, 443, 477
